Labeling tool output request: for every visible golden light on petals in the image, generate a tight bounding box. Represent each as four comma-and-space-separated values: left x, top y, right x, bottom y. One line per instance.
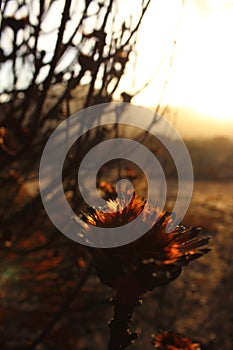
81, 182, 211, 290
152, 330, 201, 350
82, 192, 146, 228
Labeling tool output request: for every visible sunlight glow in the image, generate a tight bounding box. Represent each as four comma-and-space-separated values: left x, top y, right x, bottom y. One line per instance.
131, 0, 233, 124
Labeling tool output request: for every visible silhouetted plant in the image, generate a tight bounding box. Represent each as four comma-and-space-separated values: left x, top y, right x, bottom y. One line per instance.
81, 184, 211, 349
0, 0, 154, 244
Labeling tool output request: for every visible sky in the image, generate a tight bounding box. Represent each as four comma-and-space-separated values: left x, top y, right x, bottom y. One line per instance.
124, 0, 233, 138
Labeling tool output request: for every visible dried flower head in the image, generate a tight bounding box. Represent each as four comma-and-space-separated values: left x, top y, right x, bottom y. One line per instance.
81, 183, 210, 295
152, 330, 201, 350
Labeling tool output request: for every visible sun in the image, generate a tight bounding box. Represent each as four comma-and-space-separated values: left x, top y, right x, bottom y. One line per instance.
132, 0, 233, 126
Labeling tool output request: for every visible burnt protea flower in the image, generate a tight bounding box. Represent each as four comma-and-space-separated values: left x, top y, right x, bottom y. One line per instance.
81, 186, 210, 293
152, 330, 201, 350
80, 184, 210, 350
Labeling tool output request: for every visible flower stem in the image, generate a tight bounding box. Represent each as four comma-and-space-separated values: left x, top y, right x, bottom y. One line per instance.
108, 287, 140, 350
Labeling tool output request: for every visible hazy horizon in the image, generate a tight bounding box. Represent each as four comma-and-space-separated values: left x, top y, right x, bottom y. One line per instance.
160, 105, 233, 140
